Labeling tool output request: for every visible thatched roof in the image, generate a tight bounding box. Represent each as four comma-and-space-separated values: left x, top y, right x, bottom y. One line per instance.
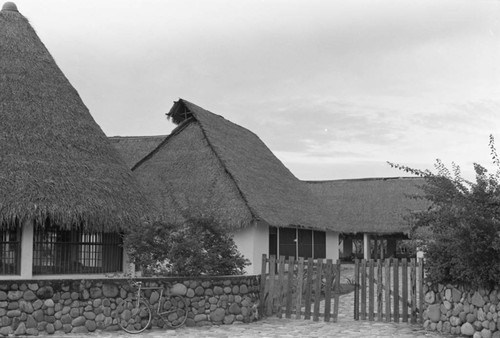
109, 135, 166, 169
0, 4, 153, 231
133, 99, 333, 230
305, 177, 429, 234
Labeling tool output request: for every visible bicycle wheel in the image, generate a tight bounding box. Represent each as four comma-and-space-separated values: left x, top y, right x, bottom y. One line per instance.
159, 295, 188, 329
117, 299, 152, 334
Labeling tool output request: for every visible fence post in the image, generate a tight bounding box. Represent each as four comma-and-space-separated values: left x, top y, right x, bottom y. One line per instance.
285, 256, 295, 319
418, 258, 424, 324
384, 258, 391, 322
313, 259, 323, 321
304, 257, 314, 320
266, 255, 276, 316
368, 259, 375, 321
333, 260, 341, 322
361, 259, 367, 320
410, 258, 417, 324
393, 258, 399, 323
402, 258, 408, 322
324, 259, 333, 322
277, 256, 285, 318
259, 254, 267, 317
295, 257, 304, 319
354, 259, 360, 320
377, 259, 383, 322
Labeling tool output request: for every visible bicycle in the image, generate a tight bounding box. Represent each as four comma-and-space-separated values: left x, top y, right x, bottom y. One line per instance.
116, 281, 189, 334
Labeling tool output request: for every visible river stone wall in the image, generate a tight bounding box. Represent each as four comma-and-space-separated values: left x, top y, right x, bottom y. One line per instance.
0, 275, 260, 336
423, 283, 500, 337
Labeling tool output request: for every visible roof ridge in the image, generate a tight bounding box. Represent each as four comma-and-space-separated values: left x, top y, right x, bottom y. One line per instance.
132, 119, 191, 171
109, 135, 167, 140
193, 117, 259, 221
170, 98, 266, 141
305, 176, 423, 184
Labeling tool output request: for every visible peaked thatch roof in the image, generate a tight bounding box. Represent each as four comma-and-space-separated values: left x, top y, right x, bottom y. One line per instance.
109, 135, 166, 169
133, 99, 333, 230
306, 177, 429, 234
0, 4, 153, 231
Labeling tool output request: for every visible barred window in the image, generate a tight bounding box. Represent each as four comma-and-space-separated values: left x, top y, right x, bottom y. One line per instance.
0, 228, 21, 275
33, 225, 123, 275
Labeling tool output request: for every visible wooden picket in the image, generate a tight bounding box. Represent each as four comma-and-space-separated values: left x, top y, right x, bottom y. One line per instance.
260, 254, 340, 322
354, 258, 424, 324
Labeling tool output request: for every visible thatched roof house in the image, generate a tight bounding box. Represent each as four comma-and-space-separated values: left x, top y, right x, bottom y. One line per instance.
0, 3, 152, 277
306, 177, 428, 235
0, 3, 152, 232
110, 100, 429, 266
131, 99, 331, 231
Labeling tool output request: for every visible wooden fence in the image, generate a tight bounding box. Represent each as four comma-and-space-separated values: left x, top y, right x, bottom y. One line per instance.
354, 258, 424, 324
259, 254, 341, 322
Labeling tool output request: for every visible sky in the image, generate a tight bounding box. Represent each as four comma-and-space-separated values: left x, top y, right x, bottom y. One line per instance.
12, 0, 500, 181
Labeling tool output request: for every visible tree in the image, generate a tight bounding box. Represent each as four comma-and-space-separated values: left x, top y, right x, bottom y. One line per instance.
124, 218, 250, 276
388, 135, 500, 288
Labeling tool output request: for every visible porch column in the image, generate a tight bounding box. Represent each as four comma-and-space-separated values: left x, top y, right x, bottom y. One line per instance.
343, 237, 353, 259
20, 220, 33, 278
326, 231, 339, 262
363, 233, 371, 260
387, 239, 397, 258
123, 250, 137, 277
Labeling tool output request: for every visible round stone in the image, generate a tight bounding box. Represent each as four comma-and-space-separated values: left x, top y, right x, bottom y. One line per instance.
482, 329, 492, 338
102, 284, 119, 298
229, 303, 241, 315
450, 316, 462, 326
210, 308, 225, 322
71, 316, 86, 327
23, 290, 37, 301
427, 304, 441, 322
37, 286, 54, 299
7, 291, 23, 301
467, 313, 477, 323
472, 292, 486, 308
461, 322, 475, 336
171, 283, 187, 296
85, 320, 97, 332
224, 314, 235, 324
425, 291, 436, 304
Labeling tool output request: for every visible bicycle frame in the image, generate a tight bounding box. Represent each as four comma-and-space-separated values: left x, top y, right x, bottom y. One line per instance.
131, 282, 179, 317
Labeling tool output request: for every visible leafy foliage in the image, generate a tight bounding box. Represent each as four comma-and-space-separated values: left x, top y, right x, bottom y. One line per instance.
124, 218, 250, 276
388, 135, 500, 288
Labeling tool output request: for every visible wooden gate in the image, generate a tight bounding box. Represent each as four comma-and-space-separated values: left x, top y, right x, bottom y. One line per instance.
354, 258, 424, 323
259, 254, 341, 322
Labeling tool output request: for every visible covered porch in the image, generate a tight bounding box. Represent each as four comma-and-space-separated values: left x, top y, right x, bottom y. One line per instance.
340, 232, 414, 261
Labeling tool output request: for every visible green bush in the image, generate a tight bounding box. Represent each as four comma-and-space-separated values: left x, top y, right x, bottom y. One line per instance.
389, 135, 500, 288
124, 217, 250, 276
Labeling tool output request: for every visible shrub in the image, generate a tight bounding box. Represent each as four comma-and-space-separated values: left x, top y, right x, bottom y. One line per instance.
124, 217, 250, 276
389, 135, 500, 288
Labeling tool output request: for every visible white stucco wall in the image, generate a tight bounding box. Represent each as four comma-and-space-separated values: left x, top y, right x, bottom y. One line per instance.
326, 231, 339, 262
232, 220, 268, 275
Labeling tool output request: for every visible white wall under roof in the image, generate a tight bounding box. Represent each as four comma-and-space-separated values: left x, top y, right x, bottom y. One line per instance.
233, 220, 268, 275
